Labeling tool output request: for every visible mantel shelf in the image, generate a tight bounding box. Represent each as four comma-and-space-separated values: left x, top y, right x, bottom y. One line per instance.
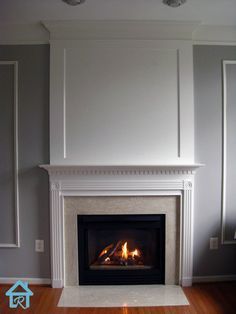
39, 164, 204, 176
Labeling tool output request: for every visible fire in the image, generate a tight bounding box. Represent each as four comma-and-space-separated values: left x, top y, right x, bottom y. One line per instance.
131, 249, 140, 258
121, 242, 140, 260
94, 240, 143, 267
122, 242, 128, 259
98, 243, 113, 258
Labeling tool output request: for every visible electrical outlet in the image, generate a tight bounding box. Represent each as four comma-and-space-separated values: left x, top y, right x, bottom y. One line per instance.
210, 237, 218, 250
35, 240, 44, 252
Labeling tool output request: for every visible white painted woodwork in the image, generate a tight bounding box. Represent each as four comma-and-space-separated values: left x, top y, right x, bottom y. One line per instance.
44, 20, 199, 41
44, 21, 202, 288
1, 21, 236, 45
0, 278, 51, 285
50, 39, 194, 165
40, 164, 203, 288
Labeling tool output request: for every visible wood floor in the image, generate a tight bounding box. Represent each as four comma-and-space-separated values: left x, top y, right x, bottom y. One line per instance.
0, 282, 236, 314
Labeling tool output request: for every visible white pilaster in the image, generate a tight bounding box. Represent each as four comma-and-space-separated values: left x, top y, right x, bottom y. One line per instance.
181, 180, 194, 286
50, 182, 64, 288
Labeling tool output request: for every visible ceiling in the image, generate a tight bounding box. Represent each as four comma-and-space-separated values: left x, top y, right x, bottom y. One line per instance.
1, 0, 236, 26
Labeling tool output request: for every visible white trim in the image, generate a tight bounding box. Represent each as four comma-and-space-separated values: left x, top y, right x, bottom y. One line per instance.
0, 41, 49, 45
193, 275, 236, 283
0, 277, 51, 285
176, 49, 181, 157
221, 60, 236, 245
0, 243, 20, 248
1, 21, 236, 45
193, 41, 236, 46
193, 25, 236, 44
0, 23, 49, 45
40, 164, 202, 288
14, 62, 20, 248
0, 61, 20, 248
42, 21, 236, 44
63, 49, 67, 159
40, 164, 204, 176
43, 20, 199, 41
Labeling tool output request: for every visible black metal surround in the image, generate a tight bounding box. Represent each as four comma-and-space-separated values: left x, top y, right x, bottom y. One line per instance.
78, 214, 165, 285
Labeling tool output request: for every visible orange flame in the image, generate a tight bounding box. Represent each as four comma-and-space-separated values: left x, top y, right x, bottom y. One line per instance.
131, 249, 140, 258
122, 242, 128, 260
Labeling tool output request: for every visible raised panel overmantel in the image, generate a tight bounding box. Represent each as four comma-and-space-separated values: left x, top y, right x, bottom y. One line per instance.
40, 164, 203, 288
48, 35, 194, 166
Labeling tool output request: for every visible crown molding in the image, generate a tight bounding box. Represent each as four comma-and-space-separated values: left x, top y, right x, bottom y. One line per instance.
1, 20, 235, 45
193, 25, 236, 45
42, 20, 200, 40
0, 23, 49, 45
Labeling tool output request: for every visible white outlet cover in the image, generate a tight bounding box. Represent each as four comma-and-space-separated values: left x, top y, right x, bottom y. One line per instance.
210, 237, 218, 250
35, 240, 44, 252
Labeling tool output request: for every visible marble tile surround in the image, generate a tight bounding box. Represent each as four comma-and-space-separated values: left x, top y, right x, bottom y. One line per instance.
58, 285, 189, 307
64, 196, 180, 286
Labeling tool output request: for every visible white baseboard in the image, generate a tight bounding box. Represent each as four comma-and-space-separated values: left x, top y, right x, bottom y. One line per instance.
0, 277, 51, 285
181, 277, 192, 287
1, 276, 235, 286
52, 279, 63, 288
193, 275, 236, 283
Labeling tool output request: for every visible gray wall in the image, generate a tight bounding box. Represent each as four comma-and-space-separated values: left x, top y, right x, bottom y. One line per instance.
0, 45, 50, 278
1, 44, 235, 280
194, 45, 236, 277
224, 63, 236, 240
0, 63, 15, 244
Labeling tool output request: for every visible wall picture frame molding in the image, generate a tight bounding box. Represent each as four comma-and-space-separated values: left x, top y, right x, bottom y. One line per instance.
0, 61, 20, 248
221, 59, 236, 245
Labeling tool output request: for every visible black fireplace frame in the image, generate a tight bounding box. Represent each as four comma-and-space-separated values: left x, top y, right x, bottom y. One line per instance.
78, 214, 165, 285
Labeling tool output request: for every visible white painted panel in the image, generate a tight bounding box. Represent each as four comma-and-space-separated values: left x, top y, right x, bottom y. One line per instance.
66, 44, 178, 164
50, 40, 194, 165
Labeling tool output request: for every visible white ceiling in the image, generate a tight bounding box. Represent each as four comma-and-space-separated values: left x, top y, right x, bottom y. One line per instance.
1, 0, 236, 26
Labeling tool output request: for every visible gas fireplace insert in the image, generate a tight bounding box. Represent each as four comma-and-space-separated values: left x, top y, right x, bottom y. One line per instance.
78, 214, 165, 285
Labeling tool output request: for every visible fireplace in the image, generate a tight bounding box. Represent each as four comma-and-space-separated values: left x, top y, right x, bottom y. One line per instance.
40, 164, 200, 287
78, 214, 165, 285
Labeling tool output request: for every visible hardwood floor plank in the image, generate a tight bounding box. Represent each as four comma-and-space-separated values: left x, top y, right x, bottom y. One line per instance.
0, 282, 236, 314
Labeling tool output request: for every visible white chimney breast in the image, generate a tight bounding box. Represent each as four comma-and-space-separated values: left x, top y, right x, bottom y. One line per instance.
49, 36, 194, 165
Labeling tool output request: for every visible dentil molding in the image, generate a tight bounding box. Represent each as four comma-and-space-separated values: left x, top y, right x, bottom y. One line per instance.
40, 164, 203, 177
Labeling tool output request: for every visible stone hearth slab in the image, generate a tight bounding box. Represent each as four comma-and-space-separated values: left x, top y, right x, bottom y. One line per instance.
58, 285, 189, 307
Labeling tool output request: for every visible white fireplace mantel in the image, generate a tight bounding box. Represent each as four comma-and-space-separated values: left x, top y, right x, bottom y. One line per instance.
40, 164, 202, 177
40, 164, 203, 288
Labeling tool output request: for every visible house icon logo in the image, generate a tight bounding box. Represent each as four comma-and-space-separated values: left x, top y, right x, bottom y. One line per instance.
5, 280, 33, 309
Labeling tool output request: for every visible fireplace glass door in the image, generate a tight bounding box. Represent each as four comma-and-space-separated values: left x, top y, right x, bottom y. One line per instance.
78, 214, 165, 285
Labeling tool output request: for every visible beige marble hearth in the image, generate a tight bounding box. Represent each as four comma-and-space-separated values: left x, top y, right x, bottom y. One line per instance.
58, 285, 189, 307
64, 196, 180, 286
